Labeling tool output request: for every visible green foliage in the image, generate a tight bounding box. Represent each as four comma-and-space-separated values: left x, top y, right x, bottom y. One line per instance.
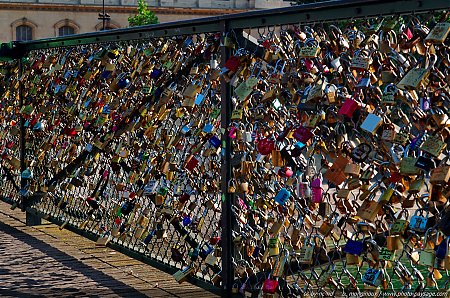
128, 0, 158, 27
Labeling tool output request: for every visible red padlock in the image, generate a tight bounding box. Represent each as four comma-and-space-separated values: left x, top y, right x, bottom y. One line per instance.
210, 236, 221, 245
338, 99, 359, 118
114, 217, 122, 225
186, 155, 199, 172
29, 117, 38, 127
179, 193, 190, 204
390, 172, 403, 183
304, 59, 314, 72
293, 126, 314, 143
262, 278, 279, 294
63, 126, 77, 137
257, 138, 275, 155
278, 167, 293, 178
262, 39, 271, 49
224, 56, 240, 72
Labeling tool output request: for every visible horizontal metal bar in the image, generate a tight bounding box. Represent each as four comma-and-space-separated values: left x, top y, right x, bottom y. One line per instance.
16, 0, 450, 52
20, 21, 222, 51
228, 0, 450, 29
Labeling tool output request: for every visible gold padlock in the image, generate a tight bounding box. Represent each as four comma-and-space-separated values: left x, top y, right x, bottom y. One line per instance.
346, 253, 361, 266
268, 236, 280, 257
173, 266, 195, 283
430, 166, 450, 185
386, 235, 403, 251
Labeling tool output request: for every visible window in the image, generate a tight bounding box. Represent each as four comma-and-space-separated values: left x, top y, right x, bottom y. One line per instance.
11, 18, 37, 41
95, 21, 120, 31
16, 25, 32, 41
54, 20, 79, 37
58, 26, 75, 36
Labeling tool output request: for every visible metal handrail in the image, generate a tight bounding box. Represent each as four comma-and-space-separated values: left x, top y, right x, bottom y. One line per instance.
10, 0, 449, 52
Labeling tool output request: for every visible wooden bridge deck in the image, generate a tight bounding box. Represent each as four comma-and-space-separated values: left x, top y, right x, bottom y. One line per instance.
0, 201, 219, 298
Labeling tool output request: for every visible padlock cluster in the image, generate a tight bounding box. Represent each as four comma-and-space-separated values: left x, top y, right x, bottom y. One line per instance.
0, 10, 449, 297
225, 14, 450, 296
0, 35, 226, 283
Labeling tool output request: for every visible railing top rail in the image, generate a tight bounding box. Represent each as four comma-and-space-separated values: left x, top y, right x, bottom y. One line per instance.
12, 0, 449, 52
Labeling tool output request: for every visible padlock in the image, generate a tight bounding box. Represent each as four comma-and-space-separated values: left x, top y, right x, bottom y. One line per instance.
346, 253, 361, 266
344, 232, 364, 256
351, 143, 372, 163
319, 212, 338, 237
272, 250, 289, 277
390, 210, 409, 235
420, 248, 436, 268
379, 185, 395, 204
362, 268, 382, 287
257, 138, 275, 155
292, 126, 314, 143
323, 156, 350, 186
356, 200, 380, 222
397, 67, 430, 90
378, 247, 396, 261
262, 275, 279, 294
173, 265, 195, 283
344, 163, 361, 176
430, 166, 450, 185
273, 188, 291, 205
360, 113, 383, 135
268, 236, 280, 257
310, 177, 322, 203
338, 98, 359, 118
272, 148, 283, 167
298, 38, 320, 58
298, 236, 315, 264
386, 235, 403, 251
268, 219, 284, 235
425, 22, 450, 44
351, 49, 371, 70
435, 236, 449, 270
409, 209, 429, 233
420, 135, 446, 157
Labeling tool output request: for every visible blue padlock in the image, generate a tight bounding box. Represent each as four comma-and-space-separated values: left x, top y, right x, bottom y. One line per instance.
343, 232, 364, 256
182, 215, 191, 226
203, 123, 214, 133
33, 122, 43, 131
101, 69, 112, 79
436, 236, 449, 259
143, 230, 155, 245
362, 268, 382, 286
195, 93, 205, 105
409, 209, 428, 233
274, 188, 291, 205
117, 77, 130, 89
102, 105, 111, 114
201, 243, 214, 256
150, 68, 162, 79
209, 136, 221, 148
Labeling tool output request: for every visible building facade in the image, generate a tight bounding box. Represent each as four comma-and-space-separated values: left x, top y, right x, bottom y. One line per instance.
0, 0, 289, 42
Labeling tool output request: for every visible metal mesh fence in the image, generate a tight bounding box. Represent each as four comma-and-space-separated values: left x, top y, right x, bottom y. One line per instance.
0, 4, 449, 297
3, 36, 224, 287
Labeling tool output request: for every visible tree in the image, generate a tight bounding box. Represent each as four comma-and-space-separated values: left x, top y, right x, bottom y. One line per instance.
128, 0, 158, 27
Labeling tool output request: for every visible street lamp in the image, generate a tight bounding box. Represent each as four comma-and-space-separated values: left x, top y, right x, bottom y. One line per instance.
98, 0, 111, 31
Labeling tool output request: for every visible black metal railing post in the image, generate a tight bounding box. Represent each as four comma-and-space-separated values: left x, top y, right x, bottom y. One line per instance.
18, 55, 41, 226
220, 19, 235, 298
